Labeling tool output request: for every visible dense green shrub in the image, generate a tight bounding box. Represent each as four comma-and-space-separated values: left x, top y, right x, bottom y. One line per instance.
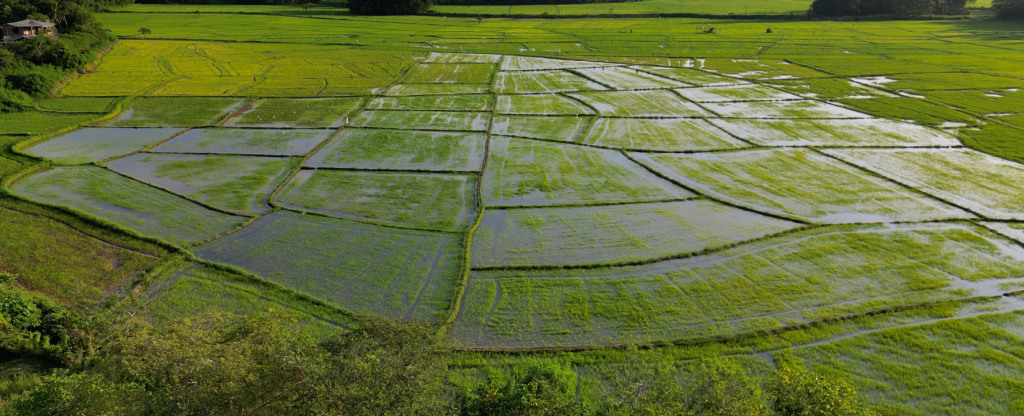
0, 285, 88, 363
768, 368, 873, 416
459, 363, 586, 416
2, 372, 150, 416
349, 0, 432, 15
993, 0, 1024, 18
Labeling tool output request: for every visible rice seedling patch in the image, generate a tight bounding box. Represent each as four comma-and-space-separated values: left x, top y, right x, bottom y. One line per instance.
960, 123, 1024, 165
145, 263, 350, 337
699, 59, 831, 80
701, 100, 868, 119
495, 94, 595, 115
568, 90, 711, 117
837, 97, 978, 127
482, 136, 691, 206
675, 85, 802, 102
350, 111, 490, 131
786, 311, 1024, 416
10, 166, 245, 245
274, 170, 477, 231
0, 207, 154, 309
192, 211, 461, 320
366, 95, 493, 112
452, 223, 1024, 347
880, 73, 1024, 91
306, 128, 485, 171
402, 63, 496, 84
33, 97, 118, 113
422, 52, 501, 64
788, 55, 955, 77
501, 56, 615, 71
573, 67, 688, 90
634, 149, 970, 223
151, 128, 333, 156
105, 97, 243, 128
824, 148, 1024, 220
633, 66, 746, 87
226, 98, 364, 128
106, 153, 293, 215
490, 116, 590, 142
0, 112, 99, 135
386, 84, 492, 96
709, 118, 959, 147
763, 78, 896, 100
925, 90, 1024, 116
22, 128, 182, 165
580, 118, 747, 151
471, 200, 798, 268
493, 71, 608, 94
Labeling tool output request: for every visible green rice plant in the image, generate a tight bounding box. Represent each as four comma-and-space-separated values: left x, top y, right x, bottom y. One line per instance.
501, 56, 612, 71
471, 200, 798, 268
192, 211, 462, 320
9, 166, 245, 246
106, 97, 243, 127
305, 129, 486, 172
274, 170, 477, 231
960, 123, 1024, 164
0, 112, 101, 135
699, 59, 830, 80
422, 52, 501, 64
837, 97, 977, 127
883, 73, 1024, 91
33, 97, 119, 113
708, 118, 958, 147
106, 153, 294, 215
580, 118, 747, 151
386, 84, 492, 96
152, 128, 334, 156
573, 66, 687, 90
700, 100, 868, 118
451, 223, 1024, 347
764, 78, 896, 100
63, 40, 419, 97
824, 148, 1024, 220
635, 66, 746, 87
366, 95, 494, 112
0, 207, 154, 310
924, 89, 1024, 116
495, 94, 595, 115
227, 98, 364, 128
482, 136, 691, 206
402, 63, 496, 84
144, 260, 352, 337
493, 71, 608, 94
349, 111, 490, 131
634, 149, 971, 223
675, 85, 801, 102
490, 116, 590, 142
789, 55, 955, 77
21, 128, 183, 165
785, 311, 1024, 416
567, 90, 711, 117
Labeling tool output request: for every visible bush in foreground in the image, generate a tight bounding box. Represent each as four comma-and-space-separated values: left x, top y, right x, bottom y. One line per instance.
0, 307, 881, 416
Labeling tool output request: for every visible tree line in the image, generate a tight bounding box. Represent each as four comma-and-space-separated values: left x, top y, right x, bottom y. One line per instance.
0, 274, 887, 416
808, 0, 976, 17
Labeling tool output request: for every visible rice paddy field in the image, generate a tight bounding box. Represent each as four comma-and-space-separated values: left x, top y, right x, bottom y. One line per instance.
3, 6, 1024, 414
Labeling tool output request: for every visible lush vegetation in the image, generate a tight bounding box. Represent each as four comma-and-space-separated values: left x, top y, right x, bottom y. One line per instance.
993, 0, 1024, 17
3, 2, 1024, 415
0, 0, 122, 112
808, 0, 976, 16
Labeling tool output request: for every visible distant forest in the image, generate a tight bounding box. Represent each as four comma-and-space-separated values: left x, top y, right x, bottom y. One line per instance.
809, 0, 976, 16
